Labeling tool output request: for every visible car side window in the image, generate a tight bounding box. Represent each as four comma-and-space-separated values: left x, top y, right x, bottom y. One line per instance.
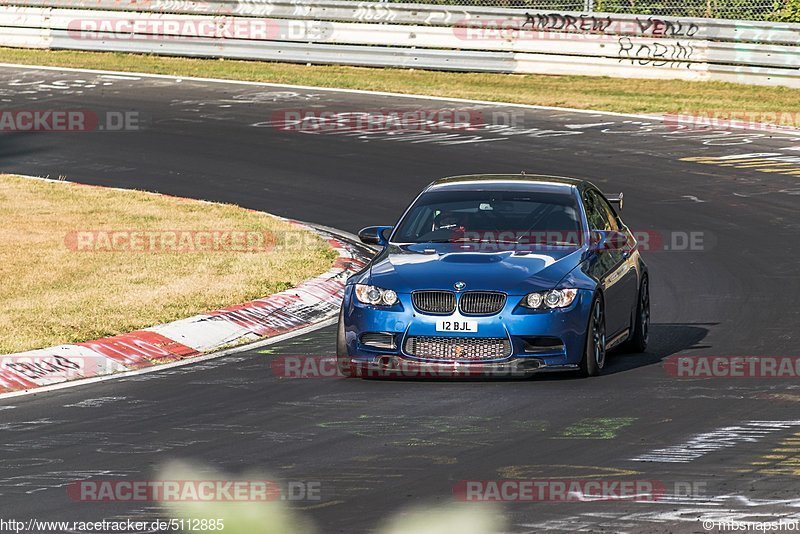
583, 191, 608, 231
599, 195, 622, 232
587, 190, 620, 232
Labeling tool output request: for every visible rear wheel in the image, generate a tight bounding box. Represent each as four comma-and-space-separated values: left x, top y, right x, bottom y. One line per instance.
580, 296, 606, 377
622, 276, 649, 353
336, 307, 353, 377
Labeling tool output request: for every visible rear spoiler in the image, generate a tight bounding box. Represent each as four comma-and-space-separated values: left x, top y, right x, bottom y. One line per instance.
606, 192, 624, 211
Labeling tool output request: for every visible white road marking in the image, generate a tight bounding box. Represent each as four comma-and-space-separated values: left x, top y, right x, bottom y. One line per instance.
99, 74, 141, 80
0, 62, 797, 137
63, 396, 126, 408
565, 122, 616, 129
632, 420, 800, 463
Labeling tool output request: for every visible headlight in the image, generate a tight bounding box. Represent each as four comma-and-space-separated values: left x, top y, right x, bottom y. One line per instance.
521, 288, 578, 309
525, 292, 543, 309
355, 284, 398, 306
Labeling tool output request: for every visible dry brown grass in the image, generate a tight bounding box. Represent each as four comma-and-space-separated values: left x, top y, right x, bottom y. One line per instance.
0, 174, 336, 354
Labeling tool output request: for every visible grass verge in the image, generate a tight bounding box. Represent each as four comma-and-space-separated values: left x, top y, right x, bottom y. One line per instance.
1, 47, 799, 124
0, 174, 337, 354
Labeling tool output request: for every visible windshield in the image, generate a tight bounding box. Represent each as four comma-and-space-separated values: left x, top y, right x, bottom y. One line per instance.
392, 189, 584, 246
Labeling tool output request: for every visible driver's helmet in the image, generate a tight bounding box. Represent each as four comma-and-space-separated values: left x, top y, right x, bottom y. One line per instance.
433, 210, 468, 243
433, 210, 466, 233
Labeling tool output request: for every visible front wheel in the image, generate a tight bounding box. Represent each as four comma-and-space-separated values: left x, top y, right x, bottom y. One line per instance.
336, 307, 353, 377
622, 276, 649, 353
579, 296, 606, 377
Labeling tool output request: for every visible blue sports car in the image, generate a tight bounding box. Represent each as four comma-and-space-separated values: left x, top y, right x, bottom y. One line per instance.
337, 174, 649, 378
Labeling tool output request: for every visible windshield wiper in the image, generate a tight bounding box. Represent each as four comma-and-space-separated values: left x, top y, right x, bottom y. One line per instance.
419, 238, 538, 245
540, 241, 579, 247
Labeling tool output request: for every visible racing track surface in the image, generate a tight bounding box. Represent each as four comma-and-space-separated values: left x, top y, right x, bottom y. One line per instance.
1, 65, 799, 532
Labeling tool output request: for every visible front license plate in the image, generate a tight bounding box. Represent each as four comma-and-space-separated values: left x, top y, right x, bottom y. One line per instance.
436, 320, 478, 333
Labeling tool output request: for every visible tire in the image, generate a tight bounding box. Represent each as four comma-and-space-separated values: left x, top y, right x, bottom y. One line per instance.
336, 307, 353, 377
622, 276, 649, 354
579, 295, 606, 377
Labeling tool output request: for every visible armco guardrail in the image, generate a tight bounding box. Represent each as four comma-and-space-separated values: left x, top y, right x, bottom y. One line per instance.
0, 1, 798, 87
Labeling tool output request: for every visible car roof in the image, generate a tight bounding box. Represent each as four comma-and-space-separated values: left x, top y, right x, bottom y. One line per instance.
425, 174, 595, 194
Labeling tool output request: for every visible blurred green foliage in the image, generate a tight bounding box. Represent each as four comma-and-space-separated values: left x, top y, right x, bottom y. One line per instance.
159, 461, 505, 534
595, 0, 800, 21
770, 0, 800, 20
349, 0, 800, 22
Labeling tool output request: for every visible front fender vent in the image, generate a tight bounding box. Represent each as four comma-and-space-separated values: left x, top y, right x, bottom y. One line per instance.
360, 332, 396, 350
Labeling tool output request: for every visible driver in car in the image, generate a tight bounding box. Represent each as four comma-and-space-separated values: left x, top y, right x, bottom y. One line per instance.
433, 210, 468, 241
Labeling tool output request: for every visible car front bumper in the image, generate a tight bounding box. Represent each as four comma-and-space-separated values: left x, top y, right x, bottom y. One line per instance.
342, 285, 593, 374
348, 355, 580, 378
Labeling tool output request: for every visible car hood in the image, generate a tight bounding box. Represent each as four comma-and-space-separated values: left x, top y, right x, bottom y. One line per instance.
366, 243, 584, 295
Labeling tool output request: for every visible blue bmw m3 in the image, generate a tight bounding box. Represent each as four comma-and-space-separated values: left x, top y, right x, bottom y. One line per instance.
337, 174, 649, 378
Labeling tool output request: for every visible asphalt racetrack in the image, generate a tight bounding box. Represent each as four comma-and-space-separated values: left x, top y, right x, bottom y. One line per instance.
1, 65, 800, 532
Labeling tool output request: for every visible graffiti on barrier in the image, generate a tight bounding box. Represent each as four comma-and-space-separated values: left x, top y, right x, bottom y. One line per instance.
355, 3, 399, 23
618, 37, 696, 68
522, 13, 702, 38
636, 17, 700, 37
233, 0, 275, 16
523, 13, 613, 33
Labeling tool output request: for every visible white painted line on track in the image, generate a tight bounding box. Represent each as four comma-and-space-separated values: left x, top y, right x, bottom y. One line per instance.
2, 62, 799, 137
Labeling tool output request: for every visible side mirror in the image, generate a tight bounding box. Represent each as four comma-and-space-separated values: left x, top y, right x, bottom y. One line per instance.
590, 230, 628, 252
607, 192, 624, 211
358, 226, 393, 246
